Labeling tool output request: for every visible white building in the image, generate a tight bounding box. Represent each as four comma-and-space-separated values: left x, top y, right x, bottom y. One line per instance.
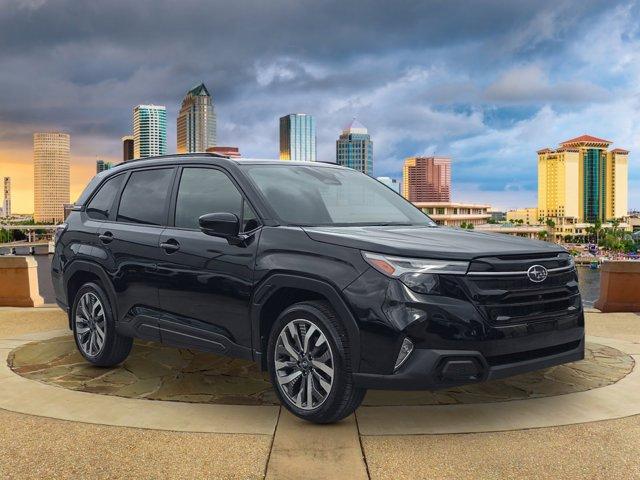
133, 105, 167, 159
2, 177, 10, 217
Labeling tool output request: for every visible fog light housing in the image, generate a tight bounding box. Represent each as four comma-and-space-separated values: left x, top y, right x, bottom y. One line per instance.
394, 337, 414, 370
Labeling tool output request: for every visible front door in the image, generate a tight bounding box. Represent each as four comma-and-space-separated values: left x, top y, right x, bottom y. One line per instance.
156, 166, 260, 355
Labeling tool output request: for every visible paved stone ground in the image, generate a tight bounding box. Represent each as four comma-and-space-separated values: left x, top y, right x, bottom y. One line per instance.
8, 335, 634, 406
1, 307, 639, 479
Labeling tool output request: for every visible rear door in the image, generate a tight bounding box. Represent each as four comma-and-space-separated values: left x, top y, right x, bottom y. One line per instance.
96, 167, 176, 340
156, 166, 261, 355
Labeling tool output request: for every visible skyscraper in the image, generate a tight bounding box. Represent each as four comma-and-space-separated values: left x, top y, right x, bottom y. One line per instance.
133, 105, 167, 159
537, 135, 628, 222
122, 135, 134, 162
177, 83, 217, 153
336, 119, 373, 175
376, 176, 400, 194
402, 156, 451, 202
279, 114, 316, 161
2, 177, 10, 217
96, 159, 112, 174
33, 132, 70, 223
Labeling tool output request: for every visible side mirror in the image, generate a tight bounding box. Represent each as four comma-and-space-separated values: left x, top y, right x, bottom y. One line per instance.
199, 212, 240, 238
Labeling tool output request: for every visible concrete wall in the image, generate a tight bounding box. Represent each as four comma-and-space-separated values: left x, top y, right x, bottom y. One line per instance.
0, 256, 44, 307
594, 261, 640, 313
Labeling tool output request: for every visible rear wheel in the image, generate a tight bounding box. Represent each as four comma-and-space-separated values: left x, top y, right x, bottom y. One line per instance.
72, 282, 132, 367
267, 301, 366, 423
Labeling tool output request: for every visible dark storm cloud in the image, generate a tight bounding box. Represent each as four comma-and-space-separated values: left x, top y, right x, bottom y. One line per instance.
0, 0, 637, 208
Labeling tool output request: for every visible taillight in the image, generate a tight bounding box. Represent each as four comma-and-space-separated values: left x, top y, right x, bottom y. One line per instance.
54, 223, 68, 245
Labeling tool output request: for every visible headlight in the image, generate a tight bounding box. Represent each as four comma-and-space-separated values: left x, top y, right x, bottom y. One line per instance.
362, 251, 469, 294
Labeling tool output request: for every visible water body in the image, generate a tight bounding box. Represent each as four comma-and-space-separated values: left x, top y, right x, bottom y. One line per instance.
576, 266, 600, 307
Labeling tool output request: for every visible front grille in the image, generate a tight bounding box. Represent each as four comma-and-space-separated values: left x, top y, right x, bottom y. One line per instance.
464, 254, 581, 325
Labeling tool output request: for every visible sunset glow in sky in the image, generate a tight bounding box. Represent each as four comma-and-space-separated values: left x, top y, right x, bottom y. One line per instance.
1, 0, 639, 213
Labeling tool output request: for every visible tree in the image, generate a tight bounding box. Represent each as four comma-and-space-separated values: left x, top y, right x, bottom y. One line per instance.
537, 230, 548, 241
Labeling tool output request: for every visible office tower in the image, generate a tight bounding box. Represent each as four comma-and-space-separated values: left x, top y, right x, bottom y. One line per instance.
279, 114, 316, 161
377, 176, 400, 194
336, 119, 373, 175
33, 132, 70, 223
177, 83, 217, 153
538, 135, 629, 222
133, 105, 167, 159
2, 177, 10, 217
206, 146, 241, 158
122, 135, 134, 162
402, 156, 451, 202
96, 159, 112, 174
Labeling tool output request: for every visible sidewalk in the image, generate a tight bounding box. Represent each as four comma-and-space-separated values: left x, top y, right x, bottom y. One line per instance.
0, 307, 638, 479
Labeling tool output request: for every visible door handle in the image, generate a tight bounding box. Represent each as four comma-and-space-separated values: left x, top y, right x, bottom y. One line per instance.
98, 232, 114, 244
160, 239, 180, 253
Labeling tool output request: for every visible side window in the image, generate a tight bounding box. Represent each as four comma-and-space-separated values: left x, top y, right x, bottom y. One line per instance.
175, 168, 257, 230
117, 168, 173, 225
86, 174, 125, 220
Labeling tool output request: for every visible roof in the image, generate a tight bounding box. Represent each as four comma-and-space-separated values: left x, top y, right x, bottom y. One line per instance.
611, 148, 629, 154
342, 118, 368, 135
537, 148, 553, 154
560, 134, 612, 145
187, 83, 211, 97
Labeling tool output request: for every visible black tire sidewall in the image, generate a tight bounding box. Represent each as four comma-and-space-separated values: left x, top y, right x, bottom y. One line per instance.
71, 282, 116, 365
267, 303, 352, 421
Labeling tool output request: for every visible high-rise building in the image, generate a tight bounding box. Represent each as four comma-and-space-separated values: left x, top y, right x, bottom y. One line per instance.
402, 156, 451, 202
279, 114, 316, 161
376, 176, 400, 194
537, 135, 629, 222
122, 135, 134, 162
206, 146, 241, 158
177, 83, 217, 153
96, 159, 112, 174
2, 177, 10, 218
336, 119, 373, 175
33, 132, 70, 223
133, 105, 167, 159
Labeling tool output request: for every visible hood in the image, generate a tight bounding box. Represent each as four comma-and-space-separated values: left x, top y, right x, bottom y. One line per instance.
302, 225, 563, 260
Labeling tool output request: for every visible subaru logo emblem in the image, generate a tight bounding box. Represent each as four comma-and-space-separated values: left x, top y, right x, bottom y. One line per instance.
527, 265, 548, 283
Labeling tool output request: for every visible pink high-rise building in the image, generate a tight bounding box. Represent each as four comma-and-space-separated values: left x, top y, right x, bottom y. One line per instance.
402, 156, 451, 202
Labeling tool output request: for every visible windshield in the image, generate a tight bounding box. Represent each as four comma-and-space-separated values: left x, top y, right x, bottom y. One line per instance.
241, 164, 435, 227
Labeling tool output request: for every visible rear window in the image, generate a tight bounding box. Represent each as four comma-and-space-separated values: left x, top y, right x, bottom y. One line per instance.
117, 168, 174, 225
85, 174, 125, 220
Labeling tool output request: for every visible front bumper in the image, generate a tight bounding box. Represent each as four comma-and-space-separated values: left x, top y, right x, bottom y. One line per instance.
353, 335, 584, 390
343, 267, 585, 389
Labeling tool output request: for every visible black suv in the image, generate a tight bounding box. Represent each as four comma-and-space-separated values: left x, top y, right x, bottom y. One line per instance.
53, 154, 584, 423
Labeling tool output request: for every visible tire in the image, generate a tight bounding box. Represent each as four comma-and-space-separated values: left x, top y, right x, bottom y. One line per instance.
267, 300, 366, 423
71, 282, 133, 367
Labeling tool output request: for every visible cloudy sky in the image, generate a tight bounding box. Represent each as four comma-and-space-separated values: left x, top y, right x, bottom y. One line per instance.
0, 0, 639, 212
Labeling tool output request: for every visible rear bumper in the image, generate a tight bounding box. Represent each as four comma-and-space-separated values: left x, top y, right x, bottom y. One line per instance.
352, 335, 585, 390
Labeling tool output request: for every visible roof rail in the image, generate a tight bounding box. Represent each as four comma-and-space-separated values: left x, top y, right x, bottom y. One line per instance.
122, 152, 229, 164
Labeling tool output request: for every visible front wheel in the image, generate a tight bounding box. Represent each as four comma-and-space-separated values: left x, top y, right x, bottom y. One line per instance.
267, 301, 366, 423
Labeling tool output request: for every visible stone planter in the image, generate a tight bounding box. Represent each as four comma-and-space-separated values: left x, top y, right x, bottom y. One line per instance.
0, 256, 44, 307
594, 261, 640, 313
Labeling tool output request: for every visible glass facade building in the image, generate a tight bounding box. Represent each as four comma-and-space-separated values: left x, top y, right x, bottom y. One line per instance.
96, 160, 112, 174
279, 114, 316, 161
336, 119, 373, 176
538, 135, 629, 223
376, 176, 400, 193
177, 83, 216, 153
133, 105, 167, 159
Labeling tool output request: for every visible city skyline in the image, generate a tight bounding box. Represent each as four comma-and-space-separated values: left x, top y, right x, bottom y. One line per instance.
0, 1, 639, 213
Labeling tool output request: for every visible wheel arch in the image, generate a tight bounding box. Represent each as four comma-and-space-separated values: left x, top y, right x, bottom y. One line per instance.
251, 273, 361, 372
63, 260, 118, 330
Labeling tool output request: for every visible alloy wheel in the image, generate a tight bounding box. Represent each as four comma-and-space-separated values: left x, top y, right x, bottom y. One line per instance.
274, 319, 334, 410
75, 292, 106, 357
